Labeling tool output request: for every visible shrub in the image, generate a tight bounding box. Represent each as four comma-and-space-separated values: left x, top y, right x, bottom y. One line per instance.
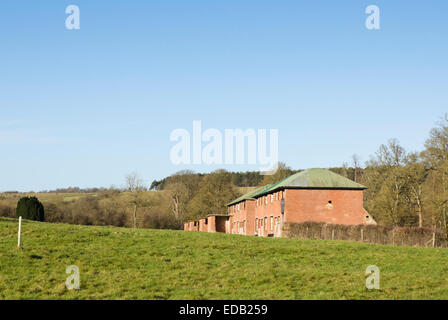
284, 221, 447, 248
16, 197, 45, 221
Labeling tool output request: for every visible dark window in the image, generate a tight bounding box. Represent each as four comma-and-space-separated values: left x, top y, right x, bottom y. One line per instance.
328, 200, 332, 204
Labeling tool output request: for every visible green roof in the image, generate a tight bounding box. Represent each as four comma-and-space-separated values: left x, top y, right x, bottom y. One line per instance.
254, 168, 366, 197
227, 185, 272, 206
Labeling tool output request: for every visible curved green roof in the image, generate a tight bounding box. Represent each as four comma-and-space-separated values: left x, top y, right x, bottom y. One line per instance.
254, 168, 366, 197
227, 185, 271, 206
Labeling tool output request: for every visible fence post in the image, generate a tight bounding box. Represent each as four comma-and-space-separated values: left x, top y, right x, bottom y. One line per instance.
17, 216, 22, 248
361, 229, 364, 242
433, 232, 436, 248
331, 229, 335, 241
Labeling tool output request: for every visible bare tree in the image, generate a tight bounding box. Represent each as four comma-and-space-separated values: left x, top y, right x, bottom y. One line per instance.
124, 172, 146, 228
376, 139, 407, 167
341, 162, 349, 178
165, 182, 188, 220
352, 154, 360, 182
125, 172, 145, 192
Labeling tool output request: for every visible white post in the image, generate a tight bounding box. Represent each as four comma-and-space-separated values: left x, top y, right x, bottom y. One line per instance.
17, 216, 22, 248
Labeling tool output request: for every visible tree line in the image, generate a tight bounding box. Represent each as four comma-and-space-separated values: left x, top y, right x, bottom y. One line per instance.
331, 115, 448, 231
1, 115, 447, 232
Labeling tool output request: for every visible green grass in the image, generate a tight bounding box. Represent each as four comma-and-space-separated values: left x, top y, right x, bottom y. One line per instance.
1, 217, 448, 300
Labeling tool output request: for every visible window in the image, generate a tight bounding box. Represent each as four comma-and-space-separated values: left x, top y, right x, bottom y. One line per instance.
270, 194, 273, 203
205, 218, 208, 225
264, 217, 267, 232
328, 200, 332, 204
270, 216, 273, 232
265, 196, 268, 205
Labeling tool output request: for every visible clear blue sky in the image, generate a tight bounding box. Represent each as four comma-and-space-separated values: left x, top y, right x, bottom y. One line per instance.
1, 1, 447, 191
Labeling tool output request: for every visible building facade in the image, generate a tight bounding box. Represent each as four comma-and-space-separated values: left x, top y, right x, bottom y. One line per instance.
184, 168, 375, 237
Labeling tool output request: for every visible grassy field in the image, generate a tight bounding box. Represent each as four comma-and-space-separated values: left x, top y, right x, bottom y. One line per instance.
1, 217, 448, 299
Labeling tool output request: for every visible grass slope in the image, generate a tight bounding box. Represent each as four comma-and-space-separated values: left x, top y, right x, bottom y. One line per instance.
1, 217, 448, 300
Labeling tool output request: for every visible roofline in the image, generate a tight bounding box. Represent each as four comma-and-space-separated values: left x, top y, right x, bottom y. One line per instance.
226, 184, 272, 206
226, 198, 255, 206
253, 186, 367, 197
206, 214, 230, 217
184, 213, 230, 223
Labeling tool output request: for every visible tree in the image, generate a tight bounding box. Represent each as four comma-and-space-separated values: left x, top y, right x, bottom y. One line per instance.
404, 153, 429, 227
124, 172, 146, 228
16, 197, 45, 222
375, 138, 407, 167
261, 162, 295, 185
352, 154, 361, 182
165, 182, 188, 220
421, 115, 448, 231
341, 162, 349, 178
150, 180, 162, 191
125, 172, 145, 192
187, 170, 239, 220
363, 140, 411, 226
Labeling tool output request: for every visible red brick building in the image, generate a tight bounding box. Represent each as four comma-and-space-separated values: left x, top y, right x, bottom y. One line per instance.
227, 185, 270, 236
184, 168, 375, 237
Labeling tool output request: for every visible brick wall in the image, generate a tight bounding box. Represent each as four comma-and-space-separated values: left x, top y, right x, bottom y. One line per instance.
199, 218, 208, 232
191, 188, 371, 237
228, 200, 256, 235
284, 189, 368, 225
207, 216, 216, 232
254, 191, 284, 237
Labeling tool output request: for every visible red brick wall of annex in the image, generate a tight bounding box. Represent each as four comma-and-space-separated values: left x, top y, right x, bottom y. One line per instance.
284, 189, 366, 225
207, 216, 216, 232
199, 218, 210, 232
189, 221, 199, 231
